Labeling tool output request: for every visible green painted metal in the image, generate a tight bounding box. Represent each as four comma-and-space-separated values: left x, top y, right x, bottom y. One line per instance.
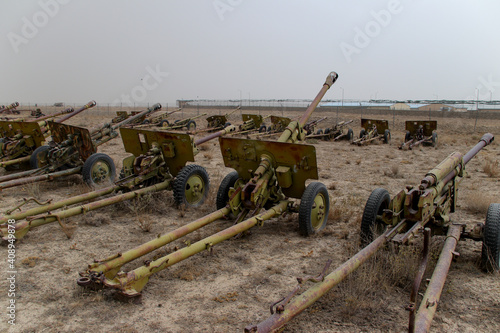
102, 201, 289, 297
246, 133, 494, 332
0, 179, 171, 240
79, 207, 230, 282
120, 127, 195, 178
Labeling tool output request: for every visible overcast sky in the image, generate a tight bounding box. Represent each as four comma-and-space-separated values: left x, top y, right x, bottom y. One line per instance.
1, 0, 499, 106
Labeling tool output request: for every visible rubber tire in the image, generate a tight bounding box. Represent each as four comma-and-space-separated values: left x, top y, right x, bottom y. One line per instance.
82, 153, 116, 186
159, 119, 169, 127
267, 126, 272, 132
316, 129, 323, 135
481, 203, 500, 272
186, 120, 196, 131
324, 128, 331, 135
347, 128, 353, 141
299, 182, 329, 236
405, 131, 411, 142
224, 122, 231, 128
360, 188, 391, 246
30, 145, 50, 169
259, 125, 267, 133
431, 131, 438, 147
360, 129, 366, 138
173, 164, 210, 208
216, 171, 239, 210
142, 119, 151, 125
384, 129, 391, 144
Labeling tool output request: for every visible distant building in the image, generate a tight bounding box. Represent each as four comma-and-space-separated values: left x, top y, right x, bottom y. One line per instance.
417, 103, 457, 111
390, 103, 410, 110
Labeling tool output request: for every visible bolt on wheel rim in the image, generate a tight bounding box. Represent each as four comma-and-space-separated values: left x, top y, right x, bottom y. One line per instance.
92, 161, 111, 183
311, 193, 326, 229
185, 174, 204, 204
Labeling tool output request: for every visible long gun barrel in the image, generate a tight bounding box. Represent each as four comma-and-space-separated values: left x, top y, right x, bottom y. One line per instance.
278, 72, 338, 143
54, 100, 96, 123
31, 107, 74, 122
246, 132, 494, 333
111, 103, 161, 130
0, 102, 19, 113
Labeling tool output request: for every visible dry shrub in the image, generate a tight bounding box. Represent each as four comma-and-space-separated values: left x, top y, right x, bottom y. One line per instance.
465, 191, 495, 214
328, 182, 337, 190
81, 212, 110, 227
329, 195, 363, 223
21, 256, 40, 267
198, 144, 210, 151
23, 181, 41, 199
171, 262, 204, 281
383, 164, 402, 178
355, 159, 362, 165
483, 158, 499, 178
331, 237, 441, 321
203, 152, 213, 160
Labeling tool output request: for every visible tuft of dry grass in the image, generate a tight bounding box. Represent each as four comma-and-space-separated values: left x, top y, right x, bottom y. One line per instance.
81, 212, 110, 227
383, 164, 402, 178
329, 195, 363, 223
328, 182, 337, 191
465, 191, 495, 214
483, 158, 499, 178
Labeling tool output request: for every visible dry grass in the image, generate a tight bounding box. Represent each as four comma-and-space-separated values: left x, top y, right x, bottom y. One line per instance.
329, 194, 363, 223
81, 212, 111, 227
383, 164, 402, 178
465, 191, 496, 214
328, 237, 442, 321
483, 158, 499, 178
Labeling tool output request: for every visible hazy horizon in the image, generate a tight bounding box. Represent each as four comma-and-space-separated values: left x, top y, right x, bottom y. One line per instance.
1, 1, 499, 106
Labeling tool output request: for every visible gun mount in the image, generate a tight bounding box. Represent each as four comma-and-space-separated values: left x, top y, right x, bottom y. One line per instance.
351, 118, 391, 145
162, 113, 208, 132
305, 119, 354, 141
0, 101, 96, 170
206, 106, 241, 130
0, 104, 161, 191
399, 120, 438, 150
245, 133, 496, 333
0, 120, 238, 241
76, 71, 338, 299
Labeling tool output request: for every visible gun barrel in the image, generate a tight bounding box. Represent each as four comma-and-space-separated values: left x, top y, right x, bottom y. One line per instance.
420, 133, 494, 190
112, 103, 161, 129
55, 101, 97, 123
33, 107, 74, 123
298, 72, 338, 127
0, 102, 19, 113
195, 125, 236, 145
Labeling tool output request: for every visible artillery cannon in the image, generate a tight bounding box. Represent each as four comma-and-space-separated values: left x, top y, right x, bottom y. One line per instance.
0, 102, 20, 114
0, 104, 161, 191
305, 119, 354, 141
245, 133, 496, 333
140, 108, 181, 126
351, 118, 391, 145
206, 106, 241, 130
161, 113, 207, 132
0, 102, 96, 170
303, 117, 327, 135
0, 122, 238, 241
400, 120, 438, 150
76, 71, 338, 299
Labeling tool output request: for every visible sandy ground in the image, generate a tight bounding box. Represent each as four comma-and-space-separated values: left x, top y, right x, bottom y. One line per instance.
0, 108, 499, 333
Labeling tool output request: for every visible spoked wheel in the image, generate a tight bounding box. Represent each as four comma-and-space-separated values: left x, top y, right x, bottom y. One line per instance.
30, 145, 50, 169
481, 203, 500, 272
216, 171, 239, 210
173, 164, 209, 208
186, 120, 197, 131
82, 153, 116, 186
159, 119, 169, 127
298, 182, 329, 236
360, 188, 391, 246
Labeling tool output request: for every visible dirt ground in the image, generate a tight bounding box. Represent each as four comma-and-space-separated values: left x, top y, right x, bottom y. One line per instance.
0, 107, 499, 333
